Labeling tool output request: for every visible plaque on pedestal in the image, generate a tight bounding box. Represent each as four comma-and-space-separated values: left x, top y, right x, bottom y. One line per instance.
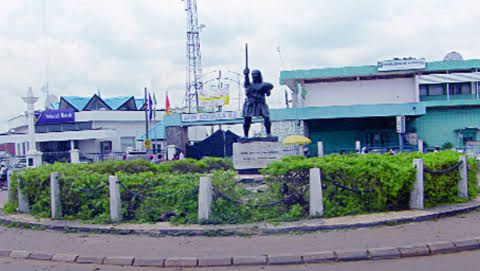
233, 138, 283, 173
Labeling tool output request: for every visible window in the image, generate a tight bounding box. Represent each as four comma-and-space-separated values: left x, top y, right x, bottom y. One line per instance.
428, 84, 446, 95
120, 137, 135, 152
449, 83, 471, 95
419, 84, 446, 96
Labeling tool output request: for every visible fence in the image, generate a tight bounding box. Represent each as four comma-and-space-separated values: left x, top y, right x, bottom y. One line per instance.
82, 152, 125, 163
7, 155, 470, 223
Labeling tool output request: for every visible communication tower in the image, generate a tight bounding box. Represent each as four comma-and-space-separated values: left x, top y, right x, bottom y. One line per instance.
183, 0, 204, 113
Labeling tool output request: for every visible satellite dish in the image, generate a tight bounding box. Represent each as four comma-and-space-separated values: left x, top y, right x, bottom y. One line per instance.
444, 51, 463, 61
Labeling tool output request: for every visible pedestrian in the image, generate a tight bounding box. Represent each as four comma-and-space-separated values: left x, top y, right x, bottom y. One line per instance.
178, 151, 185, 160
156, 154, 164, 164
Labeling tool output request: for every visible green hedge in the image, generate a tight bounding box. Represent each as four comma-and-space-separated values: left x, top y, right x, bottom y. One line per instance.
4, 152, 477, 224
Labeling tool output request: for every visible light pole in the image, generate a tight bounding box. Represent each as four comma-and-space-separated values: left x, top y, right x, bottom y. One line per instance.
22, 87, 42, 167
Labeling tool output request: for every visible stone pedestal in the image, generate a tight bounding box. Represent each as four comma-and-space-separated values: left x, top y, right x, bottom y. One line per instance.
233, 137, 283, 173
26, 150, 42, 168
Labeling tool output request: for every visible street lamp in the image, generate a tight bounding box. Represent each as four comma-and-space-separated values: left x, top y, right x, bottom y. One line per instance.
22, 87, 42, 167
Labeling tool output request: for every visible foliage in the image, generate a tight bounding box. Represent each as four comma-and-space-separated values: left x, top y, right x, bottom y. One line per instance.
156, 157, 233, 174
3, 152, 477, 225
442, 142, 454, 149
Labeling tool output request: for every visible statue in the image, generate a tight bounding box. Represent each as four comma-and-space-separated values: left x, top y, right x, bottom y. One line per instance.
242, 44, 274, 138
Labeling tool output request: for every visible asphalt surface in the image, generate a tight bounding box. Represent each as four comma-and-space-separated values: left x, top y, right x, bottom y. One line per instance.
1, 251, 480, 271
1, 209, 480, 258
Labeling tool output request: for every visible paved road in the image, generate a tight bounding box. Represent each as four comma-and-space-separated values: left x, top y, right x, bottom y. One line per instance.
1, 209, 480, 258
2, 251, 480, 271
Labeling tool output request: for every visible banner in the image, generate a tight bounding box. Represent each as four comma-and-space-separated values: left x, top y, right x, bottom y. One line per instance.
378, 58, 426, 72
181, 111, 240, 122
35, 109, 75, 125
198, 82, 230, 108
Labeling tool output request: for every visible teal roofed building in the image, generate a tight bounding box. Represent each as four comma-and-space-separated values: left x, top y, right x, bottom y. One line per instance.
278, 53, 480, 155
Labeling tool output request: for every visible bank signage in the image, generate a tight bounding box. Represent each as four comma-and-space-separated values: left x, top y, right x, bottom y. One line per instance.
181, 111, 241, 122
396, 115, 406, 133
378, 58, 426, 72
35, 109, 75, 125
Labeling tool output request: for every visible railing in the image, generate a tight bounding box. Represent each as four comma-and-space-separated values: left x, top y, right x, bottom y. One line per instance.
81, 152, 125, 162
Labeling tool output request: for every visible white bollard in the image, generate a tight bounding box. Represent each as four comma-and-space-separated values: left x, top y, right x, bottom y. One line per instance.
50, 172, 62, 219
355, 141, 361, 153
17, 179, 30, 213
410, 159, 424, 209
317, 142, 324, 157
418, 139, 424, 153
198, 176, 212, 222
458, 156, 468, 199
6, 169, 16, 202
109, 176, 122, 223
309, 168, 324, 217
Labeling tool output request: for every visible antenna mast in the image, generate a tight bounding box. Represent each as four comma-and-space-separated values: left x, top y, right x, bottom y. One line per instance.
42, 0, 50, 109
183, 0, 204, 113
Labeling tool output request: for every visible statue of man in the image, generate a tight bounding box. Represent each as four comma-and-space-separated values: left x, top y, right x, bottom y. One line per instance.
242, 68, 274, 137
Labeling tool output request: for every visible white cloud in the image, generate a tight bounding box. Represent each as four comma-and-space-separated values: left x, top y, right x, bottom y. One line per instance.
1, 0, 480, 131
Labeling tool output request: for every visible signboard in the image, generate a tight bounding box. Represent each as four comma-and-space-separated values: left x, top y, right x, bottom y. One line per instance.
233, 142, 283, 170
144, 139, 151, 149
198, 81, 230, 108
181, 111, 241, 122
34, 109, 75, 125
378, 58, 426, 72
396, 115, 406, 133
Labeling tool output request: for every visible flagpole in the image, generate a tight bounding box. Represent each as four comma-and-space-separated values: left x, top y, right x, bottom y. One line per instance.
153, 91, 157, 155
144, 87, 149, 154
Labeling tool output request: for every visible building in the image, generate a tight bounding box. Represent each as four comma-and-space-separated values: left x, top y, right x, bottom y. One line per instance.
0, 94, 163, 163
280, 54, 480, 155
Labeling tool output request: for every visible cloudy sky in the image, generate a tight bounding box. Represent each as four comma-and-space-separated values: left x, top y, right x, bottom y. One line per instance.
1, 0, 480, 131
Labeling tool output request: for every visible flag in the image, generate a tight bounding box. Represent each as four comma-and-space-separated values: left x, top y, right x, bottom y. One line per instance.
165, 92, 171, 115
153, 92, 157, 119
148, 93, 153, 121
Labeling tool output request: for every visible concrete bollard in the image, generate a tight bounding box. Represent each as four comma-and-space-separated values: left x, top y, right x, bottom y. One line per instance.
109, 176, 122, 223
458, 156, 468, 199
410, 159, 424, 210
6, 169, 16, 202
50, 172, 62, 219
309, 168, 324, 217
317, 142, 324, 157
418, 139, 424, 153
198, 176, 212, 222
355, 141, 361, 153
17, 179, 30, 213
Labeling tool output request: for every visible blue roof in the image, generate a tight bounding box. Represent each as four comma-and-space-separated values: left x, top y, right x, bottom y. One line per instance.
280, 59, 480, 84
51, 101, 60, 110
135, 98, 145, 109
62, 96, 91, 111
103, 96, 132, 110
138, 122, 165, 140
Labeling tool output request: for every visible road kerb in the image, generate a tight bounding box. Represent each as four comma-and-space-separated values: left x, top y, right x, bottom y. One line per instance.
426, 241, 457, 255
368, 247, 401, 259
452, 238, 480, 251
4, 238, 480, 268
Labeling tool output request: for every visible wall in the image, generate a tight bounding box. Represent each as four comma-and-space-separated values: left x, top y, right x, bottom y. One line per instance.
304, 77, 416, 107
415, 107, 480, 147
77, 140, 98, 154
307, 117, 397, 155
93, 121, 148, 152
